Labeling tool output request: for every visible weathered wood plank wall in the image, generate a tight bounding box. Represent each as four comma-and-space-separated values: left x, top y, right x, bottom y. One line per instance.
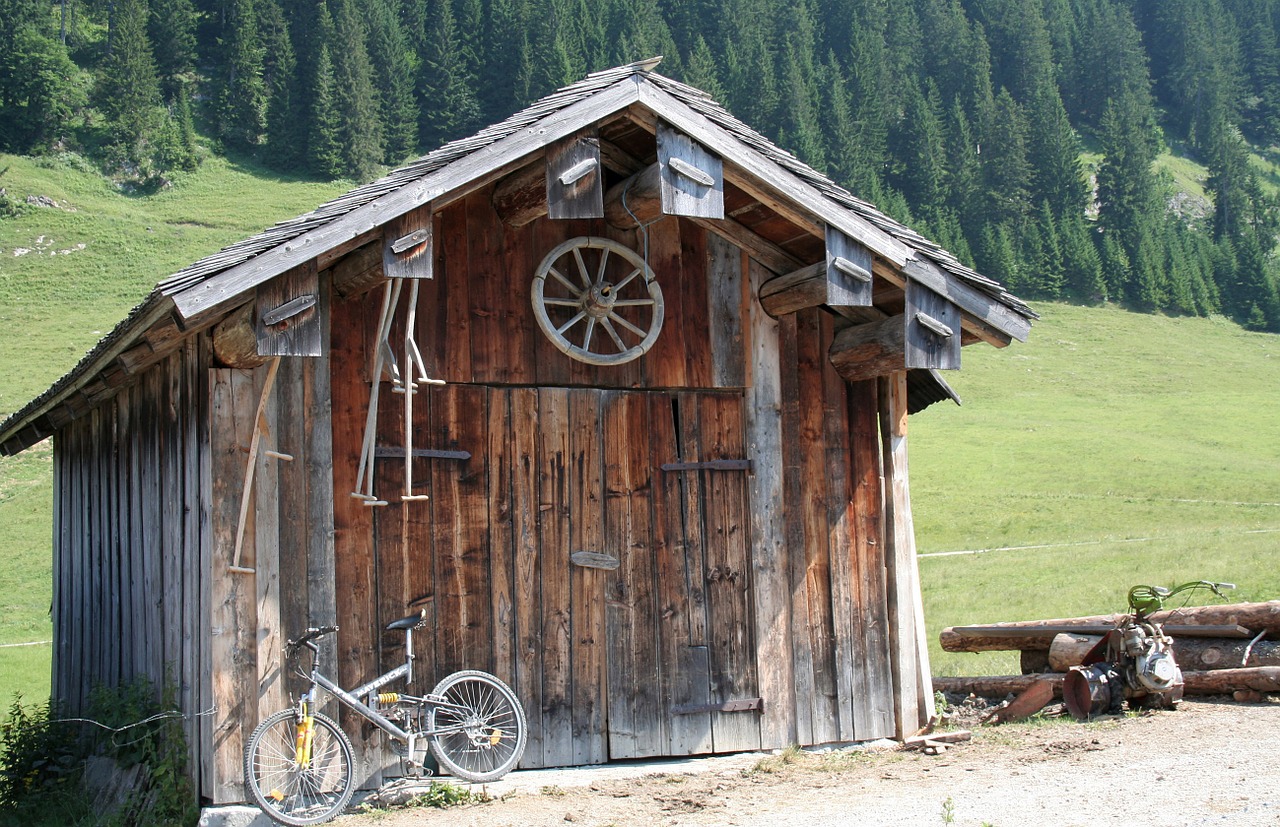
51, 337, 213, 805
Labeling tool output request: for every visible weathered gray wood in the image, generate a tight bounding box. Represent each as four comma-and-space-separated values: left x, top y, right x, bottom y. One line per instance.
256, 261, 322, 357
491, 159, 547, 227
744, 259, 796, 749
879, 372, 934, 738
829, 314, 906, 382
905, 279, 961, 371
570, 551, 620, 570
547, 129, 604, 220
758, 263, 828, 318
826, 225, 874, 307
305, 279, 337, 705
382, 204, 434, 280
169, 78, 644, 321
706, 233, 747, 387
657, 122, 724, 219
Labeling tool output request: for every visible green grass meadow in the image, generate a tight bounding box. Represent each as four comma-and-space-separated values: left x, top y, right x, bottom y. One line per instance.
1, 151, 1278, 706
0, 151, 348, 703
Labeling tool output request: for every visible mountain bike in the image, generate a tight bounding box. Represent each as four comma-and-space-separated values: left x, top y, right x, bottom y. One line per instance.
243, 608, 528, 825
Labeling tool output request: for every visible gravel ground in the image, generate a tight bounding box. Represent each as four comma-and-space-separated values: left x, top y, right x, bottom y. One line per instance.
331, 697, 1280, 827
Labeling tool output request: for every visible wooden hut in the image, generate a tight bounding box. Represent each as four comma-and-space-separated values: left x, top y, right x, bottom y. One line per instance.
0, 60, 1034, 805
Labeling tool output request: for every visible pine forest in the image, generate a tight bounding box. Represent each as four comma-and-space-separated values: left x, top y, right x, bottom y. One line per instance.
3, 0, 1280, 331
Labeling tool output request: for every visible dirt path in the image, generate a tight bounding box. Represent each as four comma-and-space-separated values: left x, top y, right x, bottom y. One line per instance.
335, 698, 1280, 827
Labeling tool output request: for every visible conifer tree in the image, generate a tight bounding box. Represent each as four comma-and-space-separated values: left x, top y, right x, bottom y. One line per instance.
309, 41, 344, 178
980, 89, 1033, 228
0, 13, 82, 152
261, 0, 304, 170
96, 0, 162, 160
331, 0, 384, 180
366, 0, 416, 163
149, 0, 197, 96
218, 0, 268, 151
1026, 84, 1086, 220
682, 35, 725, 102
890, 79, 946, 217
419, 0, 482, 148
482, 0, 530, 120
1059, 212, 1105, 302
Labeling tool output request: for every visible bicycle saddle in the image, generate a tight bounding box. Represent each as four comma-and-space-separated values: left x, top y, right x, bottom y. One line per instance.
386, 608, 427, 631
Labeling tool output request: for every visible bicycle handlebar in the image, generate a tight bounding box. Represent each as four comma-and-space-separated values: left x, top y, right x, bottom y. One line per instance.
287, 625, 339, 653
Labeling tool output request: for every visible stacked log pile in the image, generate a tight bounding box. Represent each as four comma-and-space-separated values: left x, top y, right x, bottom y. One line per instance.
933, 600, 1280, 700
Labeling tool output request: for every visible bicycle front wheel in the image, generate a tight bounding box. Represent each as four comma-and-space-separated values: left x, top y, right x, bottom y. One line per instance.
244, 708, 356, 826
428, 670, 527, 783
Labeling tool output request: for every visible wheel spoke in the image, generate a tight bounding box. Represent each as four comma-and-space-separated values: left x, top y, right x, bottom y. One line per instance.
572, 247, 591, 288
607, 311, 647, 339
556, 310, 587, 335
595, 248, 610, 286
542, 297, 581, 307
581, 317, 597, 351
613, 267, 643, 292
600, 317, 627, 352
611, 298, 655, 307
548, 266, 579, 294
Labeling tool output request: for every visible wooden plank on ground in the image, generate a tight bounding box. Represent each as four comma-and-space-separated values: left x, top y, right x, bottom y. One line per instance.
744, 259, 795, 750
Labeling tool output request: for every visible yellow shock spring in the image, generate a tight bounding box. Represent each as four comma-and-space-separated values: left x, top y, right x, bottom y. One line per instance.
377, 693, 400, 705
294, 702, 315, 766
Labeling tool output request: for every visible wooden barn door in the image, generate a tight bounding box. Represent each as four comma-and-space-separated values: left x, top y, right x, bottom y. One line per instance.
603, 390, 762, 760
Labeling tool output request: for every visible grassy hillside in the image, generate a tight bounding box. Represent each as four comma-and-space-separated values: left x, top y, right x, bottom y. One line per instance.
0, 151, 348, 702
913, 303, 1280, 675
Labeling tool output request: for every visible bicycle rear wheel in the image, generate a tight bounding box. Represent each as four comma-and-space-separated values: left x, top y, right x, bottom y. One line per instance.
428, 670, 527, 783
244, 708, 355, 825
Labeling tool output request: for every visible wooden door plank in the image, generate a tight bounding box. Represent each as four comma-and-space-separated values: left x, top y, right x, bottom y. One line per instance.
510, 387, 544, 764
744, 259, 795, 750
374, 374, 408, 679
487, 388, 516, 693
568, 389, 607, 765
847, 379, 895, 739
328, 290, 383, 787
275, 356, 310, 700
536, 388, 573, 766
304, 280, 339, 701
698, 392, 761, 753
254, 360, 286, 722
648, 392, 713, 755
796, 309, 840, 745
674, 393, 708, 649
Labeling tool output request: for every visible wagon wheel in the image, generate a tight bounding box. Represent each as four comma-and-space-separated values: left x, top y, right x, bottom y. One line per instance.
531, 236, 664, 366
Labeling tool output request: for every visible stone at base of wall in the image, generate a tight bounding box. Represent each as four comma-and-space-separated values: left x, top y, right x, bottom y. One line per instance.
196, 804, 278, 827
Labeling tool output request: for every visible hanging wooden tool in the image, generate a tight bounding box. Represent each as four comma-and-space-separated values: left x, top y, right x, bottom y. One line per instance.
351, 280, 404, 506
399, 277, 443, 501
229, 356, 283, 574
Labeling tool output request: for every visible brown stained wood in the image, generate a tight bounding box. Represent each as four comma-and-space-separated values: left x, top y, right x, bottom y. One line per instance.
706, 235, 746, 388
498, 218, 537, 385
568, 389, 608, 765
640, 217, 687, 389
649, 392, 713, 756
328, 290, 382, 787
795, 310, 839, 745
829, 314, 906, 383
486, 388, 516, 694
256, 261, 322, 357
603, 391, 661, 759
374, 373, 408, 679
880, 371, 934, 738
847, 379, 895, 740
680, 225, 713, 389
466, 190, 507, 385
383, 204, 434, 280
437, 199, 473, 384
331, 240, 385, 301
275, 356, 310, 700
778, 315, 813, 745
699, 392, 761, 753
510, 387, 544, 764
604, 162, 663, 228
536, 388, 573, 766
547, 130, 604, 220
904, 279, 960, 371
492, 159, 547, 227
744, 260, 795, 750
212, 303, 268, 369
